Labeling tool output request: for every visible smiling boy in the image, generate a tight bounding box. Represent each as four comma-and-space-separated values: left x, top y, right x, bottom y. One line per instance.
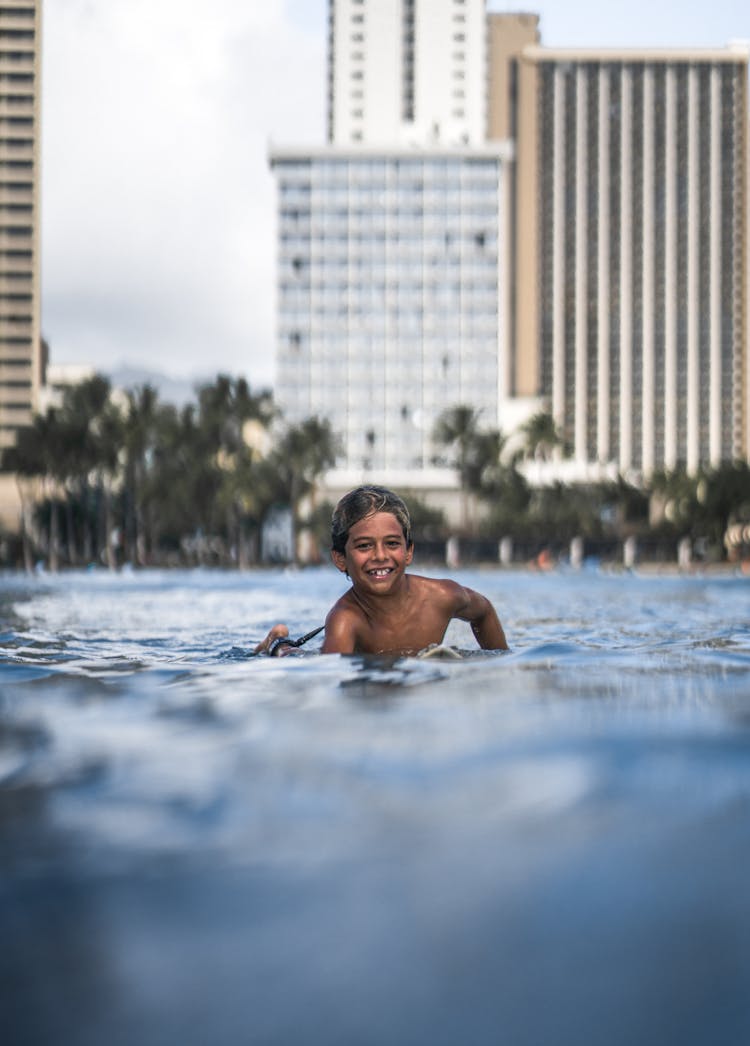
257, 485, 508, 657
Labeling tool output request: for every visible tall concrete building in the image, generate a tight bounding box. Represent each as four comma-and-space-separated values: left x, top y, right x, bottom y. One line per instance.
327, 0, 487, 148
0, 0, 42, 450
273, 0, 512, 500
506, 44, 750, 477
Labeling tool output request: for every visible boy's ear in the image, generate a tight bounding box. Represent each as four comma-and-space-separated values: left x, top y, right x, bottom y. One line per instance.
406, 543, 414, 565
331, 548, 348, 573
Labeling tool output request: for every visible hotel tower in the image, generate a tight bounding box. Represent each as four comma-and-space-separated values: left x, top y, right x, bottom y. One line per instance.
509, 44, 749, 477
0, 0, 41, 450
272, 0, 512, 496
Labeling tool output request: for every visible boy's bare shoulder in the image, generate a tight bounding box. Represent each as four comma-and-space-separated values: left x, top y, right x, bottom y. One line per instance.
409, 573, 469, 607
322, 590, 366, 652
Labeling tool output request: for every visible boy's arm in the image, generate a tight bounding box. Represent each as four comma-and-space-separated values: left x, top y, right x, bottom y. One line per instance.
320, 606, 358, 654
455, 586, 508, 650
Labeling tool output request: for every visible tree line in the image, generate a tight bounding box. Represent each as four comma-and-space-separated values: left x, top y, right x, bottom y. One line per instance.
1, 374, 338, 571
1, 380, 749, 570
431, 404, 750, 566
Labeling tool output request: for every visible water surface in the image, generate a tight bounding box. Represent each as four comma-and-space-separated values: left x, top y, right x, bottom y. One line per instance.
1, 565, 749, 1045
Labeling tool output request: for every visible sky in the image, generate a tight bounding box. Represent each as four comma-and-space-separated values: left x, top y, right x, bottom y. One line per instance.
41, 0, 750, 391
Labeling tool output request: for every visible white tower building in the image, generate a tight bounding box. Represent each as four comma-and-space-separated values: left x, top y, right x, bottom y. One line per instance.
273, 0, 511, 504
327, 0, 487, 148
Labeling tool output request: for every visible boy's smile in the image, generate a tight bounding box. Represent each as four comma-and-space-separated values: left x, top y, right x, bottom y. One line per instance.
332, 511, 413, 592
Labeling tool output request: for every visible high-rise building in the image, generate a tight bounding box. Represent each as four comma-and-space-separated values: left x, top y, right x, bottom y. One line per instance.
0, 1, 42, 450
486, 12, 540, 141
507, 44, 750, 476
271, 143, 512, 491
274, 0, 512, 499
327, 0, 487, 148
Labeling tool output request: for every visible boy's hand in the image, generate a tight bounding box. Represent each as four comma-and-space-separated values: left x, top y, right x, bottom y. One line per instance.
254, 624, 289, 655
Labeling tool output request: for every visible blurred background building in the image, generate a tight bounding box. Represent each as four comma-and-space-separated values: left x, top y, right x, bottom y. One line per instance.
273, 0, 525, 504
512, 44, 749, 481
0, 0, 42, 451
326, 0, 489, 148
280, 3, 750, 499
271, 143, 511, 496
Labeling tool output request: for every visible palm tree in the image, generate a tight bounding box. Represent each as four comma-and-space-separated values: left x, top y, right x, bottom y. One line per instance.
92, 398, 125, 569
520, 410, 563, 462
146, 401, 214, 562
196, 375, 276, 564
647, 468, 697, 531
121, 384, 162, 564
59, 375, 116, 566
34, 410, 69, 570
197, 375, 275, 458
433, 405, 501, 532
693, 462, 750, 552
271, 416, 340, 563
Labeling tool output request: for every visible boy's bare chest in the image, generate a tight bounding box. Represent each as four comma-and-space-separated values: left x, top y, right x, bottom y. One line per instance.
356, 593, 450, 653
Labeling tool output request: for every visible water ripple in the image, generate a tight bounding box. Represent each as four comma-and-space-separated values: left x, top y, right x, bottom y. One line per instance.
2, 568, 750, 1046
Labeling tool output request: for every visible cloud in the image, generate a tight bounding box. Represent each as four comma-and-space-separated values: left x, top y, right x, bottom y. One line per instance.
42, 0, 326, 386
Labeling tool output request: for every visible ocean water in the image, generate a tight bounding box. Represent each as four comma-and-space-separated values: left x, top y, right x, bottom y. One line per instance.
1, 564, 750, 1046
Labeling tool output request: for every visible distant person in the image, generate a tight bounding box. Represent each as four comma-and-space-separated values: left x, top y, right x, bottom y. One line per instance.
255, 485, 508, 657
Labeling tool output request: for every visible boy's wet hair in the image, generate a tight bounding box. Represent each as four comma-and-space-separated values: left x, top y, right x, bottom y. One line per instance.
331, 485, 412, 553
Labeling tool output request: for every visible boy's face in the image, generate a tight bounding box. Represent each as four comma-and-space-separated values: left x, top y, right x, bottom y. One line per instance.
331, 511, 413, 593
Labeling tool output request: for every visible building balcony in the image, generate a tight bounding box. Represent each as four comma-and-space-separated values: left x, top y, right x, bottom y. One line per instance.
0, 52, 35, 73
0, 140, 34, 160
0, 98, 34, 117
0, 10, 37, 28
0, 232, 33, 250
0, 383, 32, 406
0, 187, 33, 206
0, 278, 32, 294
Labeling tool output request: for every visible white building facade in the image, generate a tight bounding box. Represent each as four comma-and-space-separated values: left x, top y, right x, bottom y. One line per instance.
271, 144, 512, 492
327, 0, 487, 148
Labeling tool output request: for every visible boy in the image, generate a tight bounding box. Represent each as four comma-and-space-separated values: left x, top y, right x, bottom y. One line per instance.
256, 485, 508, 657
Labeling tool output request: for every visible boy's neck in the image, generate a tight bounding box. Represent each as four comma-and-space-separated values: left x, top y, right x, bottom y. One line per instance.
350, 571, 412, 611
